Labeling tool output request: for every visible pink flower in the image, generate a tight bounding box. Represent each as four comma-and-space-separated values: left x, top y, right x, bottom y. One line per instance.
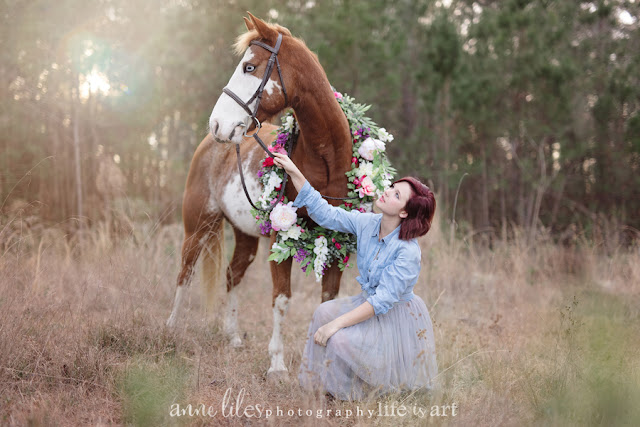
262, 157, 275, 167
334, 91, 343, 99
343, 255, 349, 263
357, 176, 376, 198
268, 144, 287, 155
353, 177, 361, 186
335, 243, 341, 250
269, 202, 298, 231
351, 157, 358, 166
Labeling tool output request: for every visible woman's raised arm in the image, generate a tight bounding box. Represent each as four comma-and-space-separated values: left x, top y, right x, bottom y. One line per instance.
272, 152, 365, 236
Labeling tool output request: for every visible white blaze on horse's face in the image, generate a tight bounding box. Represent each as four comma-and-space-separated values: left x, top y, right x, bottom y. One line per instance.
210, 48, 282, 144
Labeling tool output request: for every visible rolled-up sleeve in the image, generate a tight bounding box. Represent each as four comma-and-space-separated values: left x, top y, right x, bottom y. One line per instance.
292, 180, 362, 235
367, 245, 421, 315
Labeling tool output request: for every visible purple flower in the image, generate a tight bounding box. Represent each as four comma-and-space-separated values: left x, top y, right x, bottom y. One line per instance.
259, 221, 272, 235
257, 169, 264, 177
294, 248, 309, 263
276, 133, 289, 145
354, 127, 370, 139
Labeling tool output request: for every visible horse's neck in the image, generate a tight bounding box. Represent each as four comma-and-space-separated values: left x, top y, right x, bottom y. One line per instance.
293, 89, 352, 191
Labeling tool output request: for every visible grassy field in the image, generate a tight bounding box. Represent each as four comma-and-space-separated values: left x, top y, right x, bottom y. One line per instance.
1, 214, 639, 426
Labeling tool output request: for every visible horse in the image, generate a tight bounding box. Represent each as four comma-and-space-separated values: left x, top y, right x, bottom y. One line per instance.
166, 13, 354, 377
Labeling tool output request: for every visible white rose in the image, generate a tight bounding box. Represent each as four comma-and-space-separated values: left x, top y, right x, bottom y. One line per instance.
269, 202, 298, 231
281, 224, 302, 241
357, 138, 377, 161
283, 115, 295, 132
357, 161, 374, 178
358, 137, 386, 161
373, 138, 386, 152
267, 171, 282, 188
271, 241, 288, 253
377, 128, 394, 143
258, 193, 270, 209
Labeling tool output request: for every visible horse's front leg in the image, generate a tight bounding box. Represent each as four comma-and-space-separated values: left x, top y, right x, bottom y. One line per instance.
321, 262, 344, 302
267, 234, 292, 377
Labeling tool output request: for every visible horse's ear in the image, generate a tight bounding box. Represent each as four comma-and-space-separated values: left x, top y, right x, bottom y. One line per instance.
243, 16, 254, 32
248, 12, 277, 41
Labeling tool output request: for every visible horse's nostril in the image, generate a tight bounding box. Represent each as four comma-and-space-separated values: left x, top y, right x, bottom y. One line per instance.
210, 119, 220, 137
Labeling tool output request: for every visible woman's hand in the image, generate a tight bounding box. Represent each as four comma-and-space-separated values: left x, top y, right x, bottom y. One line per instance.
272, 152, 299, 175
314, 321, 341, 347
272, 152, 306, 192
314, 302, 375, 347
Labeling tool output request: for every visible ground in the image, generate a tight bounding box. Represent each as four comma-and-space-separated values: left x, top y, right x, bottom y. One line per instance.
1, 218, 639, 426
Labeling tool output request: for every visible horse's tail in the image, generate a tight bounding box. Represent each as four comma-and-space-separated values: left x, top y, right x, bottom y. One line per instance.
201, 217, 226, 314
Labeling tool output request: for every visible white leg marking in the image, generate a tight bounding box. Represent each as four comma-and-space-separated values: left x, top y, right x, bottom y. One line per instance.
224, 286, 242, 347
166, 285, 187, 327
268, 294, 289, 374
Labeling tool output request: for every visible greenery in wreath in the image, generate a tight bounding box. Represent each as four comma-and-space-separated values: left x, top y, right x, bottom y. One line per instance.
251, 91, 396, 282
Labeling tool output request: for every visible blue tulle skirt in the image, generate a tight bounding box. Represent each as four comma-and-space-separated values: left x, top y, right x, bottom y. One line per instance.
298, 291, 437, 400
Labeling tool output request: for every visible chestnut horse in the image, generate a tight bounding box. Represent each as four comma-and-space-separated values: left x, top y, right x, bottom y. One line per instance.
166, 13, 353, 376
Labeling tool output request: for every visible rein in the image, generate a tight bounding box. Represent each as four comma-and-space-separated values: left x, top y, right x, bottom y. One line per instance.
235, 128, 298, 213
224, 33, 358, 213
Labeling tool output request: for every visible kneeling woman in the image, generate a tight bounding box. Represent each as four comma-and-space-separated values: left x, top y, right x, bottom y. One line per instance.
272, 152, 438, 400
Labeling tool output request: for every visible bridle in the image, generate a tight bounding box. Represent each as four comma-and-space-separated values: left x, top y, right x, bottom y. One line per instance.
222, 32, 357, 213
223, 33, 288, 159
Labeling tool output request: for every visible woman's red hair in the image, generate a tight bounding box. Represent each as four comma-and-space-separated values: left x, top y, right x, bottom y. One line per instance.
394, 177, 436, 240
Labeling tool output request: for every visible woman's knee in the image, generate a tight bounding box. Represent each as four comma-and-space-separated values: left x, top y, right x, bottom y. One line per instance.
312, 300, 339, 324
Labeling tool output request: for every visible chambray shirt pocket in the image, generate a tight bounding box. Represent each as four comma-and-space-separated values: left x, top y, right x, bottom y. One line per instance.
366, 243, 421, 315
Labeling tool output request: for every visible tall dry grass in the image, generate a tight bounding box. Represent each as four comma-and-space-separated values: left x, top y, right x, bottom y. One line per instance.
1, 210, 639, 426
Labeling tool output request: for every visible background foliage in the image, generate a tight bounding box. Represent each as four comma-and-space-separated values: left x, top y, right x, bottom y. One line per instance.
1, 0, 639, 242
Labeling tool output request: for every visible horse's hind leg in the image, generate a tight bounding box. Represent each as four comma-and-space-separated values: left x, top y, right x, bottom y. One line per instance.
167, 216, 222, 327
224, 227, 259, 347
167, 230, 203, 327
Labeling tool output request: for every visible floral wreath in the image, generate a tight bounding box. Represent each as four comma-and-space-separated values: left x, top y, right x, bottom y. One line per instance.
251, 91, 396, 282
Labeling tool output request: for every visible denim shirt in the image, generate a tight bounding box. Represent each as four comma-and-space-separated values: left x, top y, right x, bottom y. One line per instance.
292, 181, 421, 315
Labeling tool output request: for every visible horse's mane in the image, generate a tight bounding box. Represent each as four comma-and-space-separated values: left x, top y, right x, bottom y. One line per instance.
233, 23, 294, 56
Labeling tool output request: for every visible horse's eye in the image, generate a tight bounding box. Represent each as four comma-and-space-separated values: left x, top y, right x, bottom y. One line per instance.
244, 64, 256, 73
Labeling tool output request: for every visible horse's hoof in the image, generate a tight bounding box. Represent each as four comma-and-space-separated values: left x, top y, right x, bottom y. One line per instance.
266, 368, 289, 383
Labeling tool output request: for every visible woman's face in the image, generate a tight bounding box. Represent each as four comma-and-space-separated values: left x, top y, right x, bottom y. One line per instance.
375, 181, 412, 219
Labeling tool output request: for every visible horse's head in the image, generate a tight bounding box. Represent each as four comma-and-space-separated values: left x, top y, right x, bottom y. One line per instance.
210, 13, 294, 144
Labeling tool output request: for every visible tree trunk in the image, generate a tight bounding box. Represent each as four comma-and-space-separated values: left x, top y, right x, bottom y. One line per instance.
73, 101, 83, 227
